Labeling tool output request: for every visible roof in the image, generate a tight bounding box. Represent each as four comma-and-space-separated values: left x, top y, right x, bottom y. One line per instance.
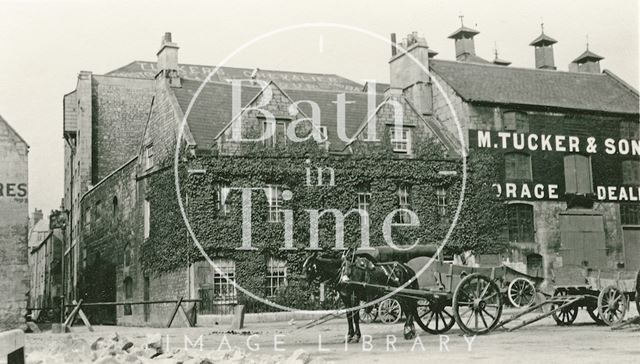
107, 61, 363, 92
573, 49, 604, 63
429, 59, 639, 115
529, 33, 558, 46
172, 79, 384, 151
0, 114, 29, 147
448, 26, 480, 39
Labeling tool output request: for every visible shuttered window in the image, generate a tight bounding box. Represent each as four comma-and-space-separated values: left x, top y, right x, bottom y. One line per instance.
505, 153, 532, 180
564, 154, 593, 194
503, 111, 529, 133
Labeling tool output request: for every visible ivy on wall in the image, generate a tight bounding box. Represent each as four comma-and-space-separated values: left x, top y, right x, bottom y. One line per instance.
140, 144, 508, 298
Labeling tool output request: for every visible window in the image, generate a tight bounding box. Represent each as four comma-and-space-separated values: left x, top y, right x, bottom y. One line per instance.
123, 243, 132, 267
95, 200, 102, 223
390, 127, 412, 155
123, 277, 133, 315
394, 185, 412, 224
357, 185, 371, 225
621, 204, 640, 225
143, 200, 150, 239
620, 121, 640, 140
503, 111, 529, 133
112, 196, 118, 217
564, 154, 593, 194
507, 204, 534, 243
436, 187, 448, 222
84, 208, 91, 233
144, 144, 154, 170
217, 184, 230, 216
266, 185, 283, 223
505, 153, 532, 180
622, 160, 640, 185
263, 120, 287, 147
267, 257, 287, 297
212, 259, 237, 304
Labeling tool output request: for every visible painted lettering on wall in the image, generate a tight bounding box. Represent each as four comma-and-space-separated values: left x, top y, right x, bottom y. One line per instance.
471, 130, 640, 156
0, 183, 28, 198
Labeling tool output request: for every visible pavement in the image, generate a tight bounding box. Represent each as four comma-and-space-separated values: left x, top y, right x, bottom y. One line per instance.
24, 306, 640, 364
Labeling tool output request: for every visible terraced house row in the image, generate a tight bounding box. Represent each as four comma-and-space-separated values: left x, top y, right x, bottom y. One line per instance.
61, 23, 639, 326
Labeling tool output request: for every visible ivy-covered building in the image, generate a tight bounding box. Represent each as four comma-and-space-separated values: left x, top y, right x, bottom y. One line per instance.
64, 25, 638, 326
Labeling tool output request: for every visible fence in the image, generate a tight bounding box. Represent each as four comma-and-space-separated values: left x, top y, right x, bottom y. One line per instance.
198, 281, 342, 315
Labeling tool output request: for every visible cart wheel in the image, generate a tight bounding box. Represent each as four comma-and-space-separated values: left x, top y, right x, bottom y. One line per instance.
414, 299, 455, 334
550, 289, 578, 326
507, 277, 536, 308
378, 298, 402, 324
585, 296, 605, 325
598, 285, 627, 326
452, 273, 503, 335
358, 301, 378, 324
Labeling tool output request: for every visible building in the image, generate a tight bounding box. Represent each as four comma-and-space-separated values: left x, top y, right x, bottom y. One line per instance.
28, 217, 63, 321
0, 114, 29, 330
64, 24, 638, 326
428, 25, 640, 273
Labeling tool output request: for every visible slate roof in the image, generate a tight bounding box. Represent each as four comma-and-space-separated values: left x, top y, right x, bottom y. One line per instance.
429, 60, 639, 115
173, 79, 384, 151
107, 61, 364, 92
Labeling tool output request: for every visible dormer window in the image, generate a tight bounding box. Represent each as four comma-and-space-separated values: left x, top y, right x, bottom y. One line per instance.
390, 127, 412, 155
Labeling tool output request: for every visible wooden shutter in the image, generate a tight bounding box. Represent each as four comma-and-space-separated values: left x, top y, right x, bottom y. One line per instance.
574, 155, 592, 194
564, 155, 577, 193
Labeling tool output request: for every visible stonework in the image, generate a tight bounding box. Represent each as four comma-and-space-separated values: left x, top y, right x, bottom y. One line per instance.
0, 116, 29, 331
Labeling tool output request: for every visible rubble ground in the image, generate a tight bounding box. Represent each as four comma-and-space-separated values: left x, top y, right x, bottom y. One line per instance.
24, 306, 640, 364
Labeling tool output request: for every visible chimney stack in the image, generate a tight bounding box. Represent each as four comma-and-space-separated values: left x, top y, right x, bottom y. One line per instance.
32, 208, 43, 225
389, 32, 437, 115
448, 17, 480, 62
157, 32, 181, 87
570, 47, 604, 73
529, 25, 557, 70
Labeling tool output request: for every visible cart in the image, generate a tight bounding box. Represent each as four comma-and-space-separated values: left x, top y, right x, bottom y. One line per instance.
346, 253, 508, 336
545, 266, 637, 326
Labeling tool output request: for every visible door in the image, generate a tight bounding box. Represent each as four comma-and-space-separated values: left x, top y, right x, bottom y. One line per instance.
623, 227, 640, 270
143, 276, 150, 322
559, 213, 607, 268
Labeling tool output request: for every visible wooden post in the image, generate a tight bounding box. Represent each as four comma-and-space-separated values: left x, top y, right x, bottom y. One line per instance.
167, 297, 194, 328
229, 305, 245, 330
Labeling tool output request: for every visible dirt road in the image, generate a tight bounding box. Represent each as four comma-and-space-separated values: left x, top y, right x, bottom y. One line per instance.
25, 307, 640, 364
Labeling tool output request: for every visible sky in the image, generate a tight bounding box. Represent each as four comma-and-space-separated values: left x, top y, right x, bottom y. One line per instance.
0, 0, 638, 216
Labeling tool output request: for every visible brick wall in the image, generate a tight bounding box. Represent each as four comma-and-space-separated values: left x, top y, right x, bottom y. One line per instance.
0, 118, 29, 331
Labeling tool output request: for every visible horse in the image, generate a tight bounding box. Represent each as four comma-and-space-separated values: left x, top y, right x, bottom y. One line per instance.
303, 250, 420, 343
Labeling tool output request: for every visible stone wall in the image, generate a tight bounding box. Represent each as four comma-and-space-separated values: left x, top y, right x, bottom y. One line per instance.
0, 118, 29, 331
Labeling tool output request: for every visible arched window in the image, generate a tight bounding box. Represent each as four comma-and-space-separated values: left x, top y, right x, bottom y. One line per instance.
507, 203, 534, 243
505, 153, 532, 180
